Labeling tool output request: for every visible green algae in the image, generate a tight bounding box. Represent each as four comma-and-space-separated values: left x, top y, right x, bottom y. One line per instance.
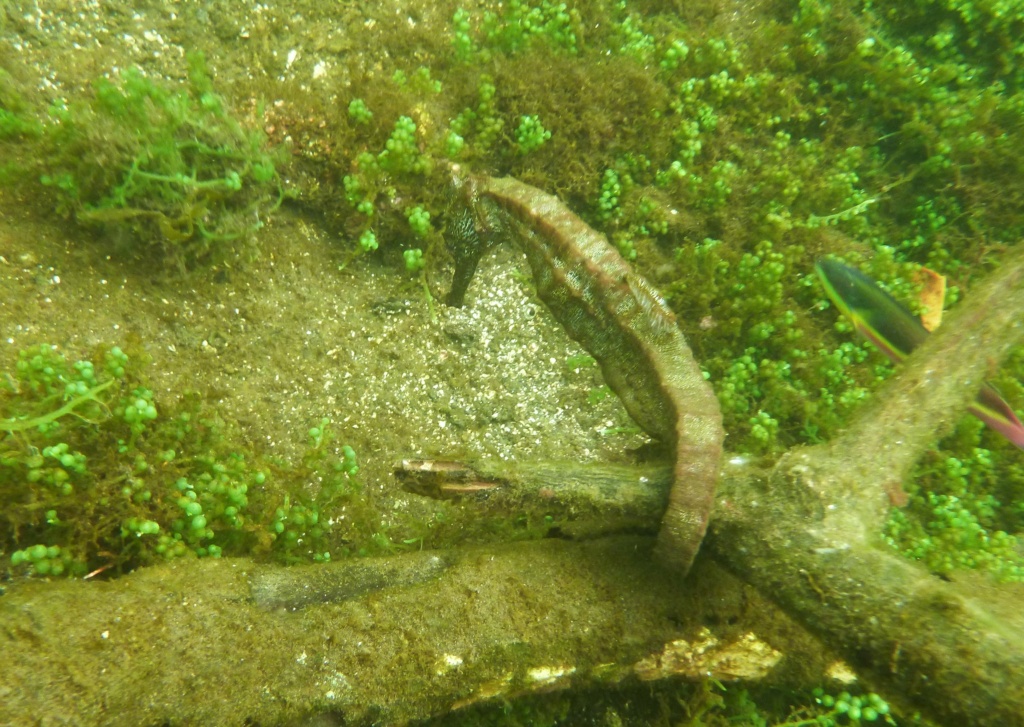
0, 343, 385, 577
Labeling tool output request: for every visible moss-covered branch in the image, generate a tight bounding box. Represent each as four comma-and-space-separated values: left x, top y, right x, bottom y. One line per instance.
705, 470, 1024, 727
1, 537, 799, 726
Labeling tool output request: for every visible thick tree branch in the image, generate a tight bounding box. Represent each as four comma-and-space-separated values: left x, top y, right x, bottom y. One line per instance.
0, 537, 809, 726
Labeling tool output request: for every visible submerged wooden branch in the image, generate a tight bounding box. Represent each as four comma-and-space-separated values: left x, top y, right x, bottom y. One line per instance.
396, 453, 1024, 726
0, 537, 809, 726
706, 470, 1024, 727
737, 244, 1024, 726
395, 457, 674, 538
5, 457, 1023, 726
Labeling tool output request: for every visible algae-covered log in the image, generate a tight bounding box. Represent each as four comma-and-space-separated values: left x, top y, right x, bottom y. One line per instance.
705, 470, 1024, 727
395, 457, 675, 539
0, 537, 809, 726
399, 455, 1024, 727
4, 460, 1024, 726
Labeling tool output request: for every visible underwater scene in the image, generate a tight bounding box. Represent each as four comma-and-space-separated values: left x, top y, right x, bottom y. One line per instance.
1, 0, 1023, 724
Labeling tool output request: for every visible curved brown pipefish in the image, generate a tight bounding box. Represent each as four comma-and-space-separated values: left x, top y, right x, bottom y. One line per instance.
442, 165, 723, 574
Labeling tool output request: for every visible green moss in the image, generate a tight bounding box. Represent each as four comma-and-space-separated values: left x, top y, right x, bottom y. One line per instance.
462, 0, 582, 57
514, 114, 552, 154
406, 205, 432, 238
9, 543, 80, 578
0, 68, 40, 141
378, 115, 430, 175
884, 415, 1024, 582
449, 74, 505, 155
8, 53, 283, 268
2, 343, 385, 577
347, 98, 374, 125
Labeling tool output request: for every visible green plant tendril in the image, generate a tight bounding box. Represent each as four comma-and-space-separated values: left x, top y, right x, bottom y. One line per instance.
1, 379, 115, 432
